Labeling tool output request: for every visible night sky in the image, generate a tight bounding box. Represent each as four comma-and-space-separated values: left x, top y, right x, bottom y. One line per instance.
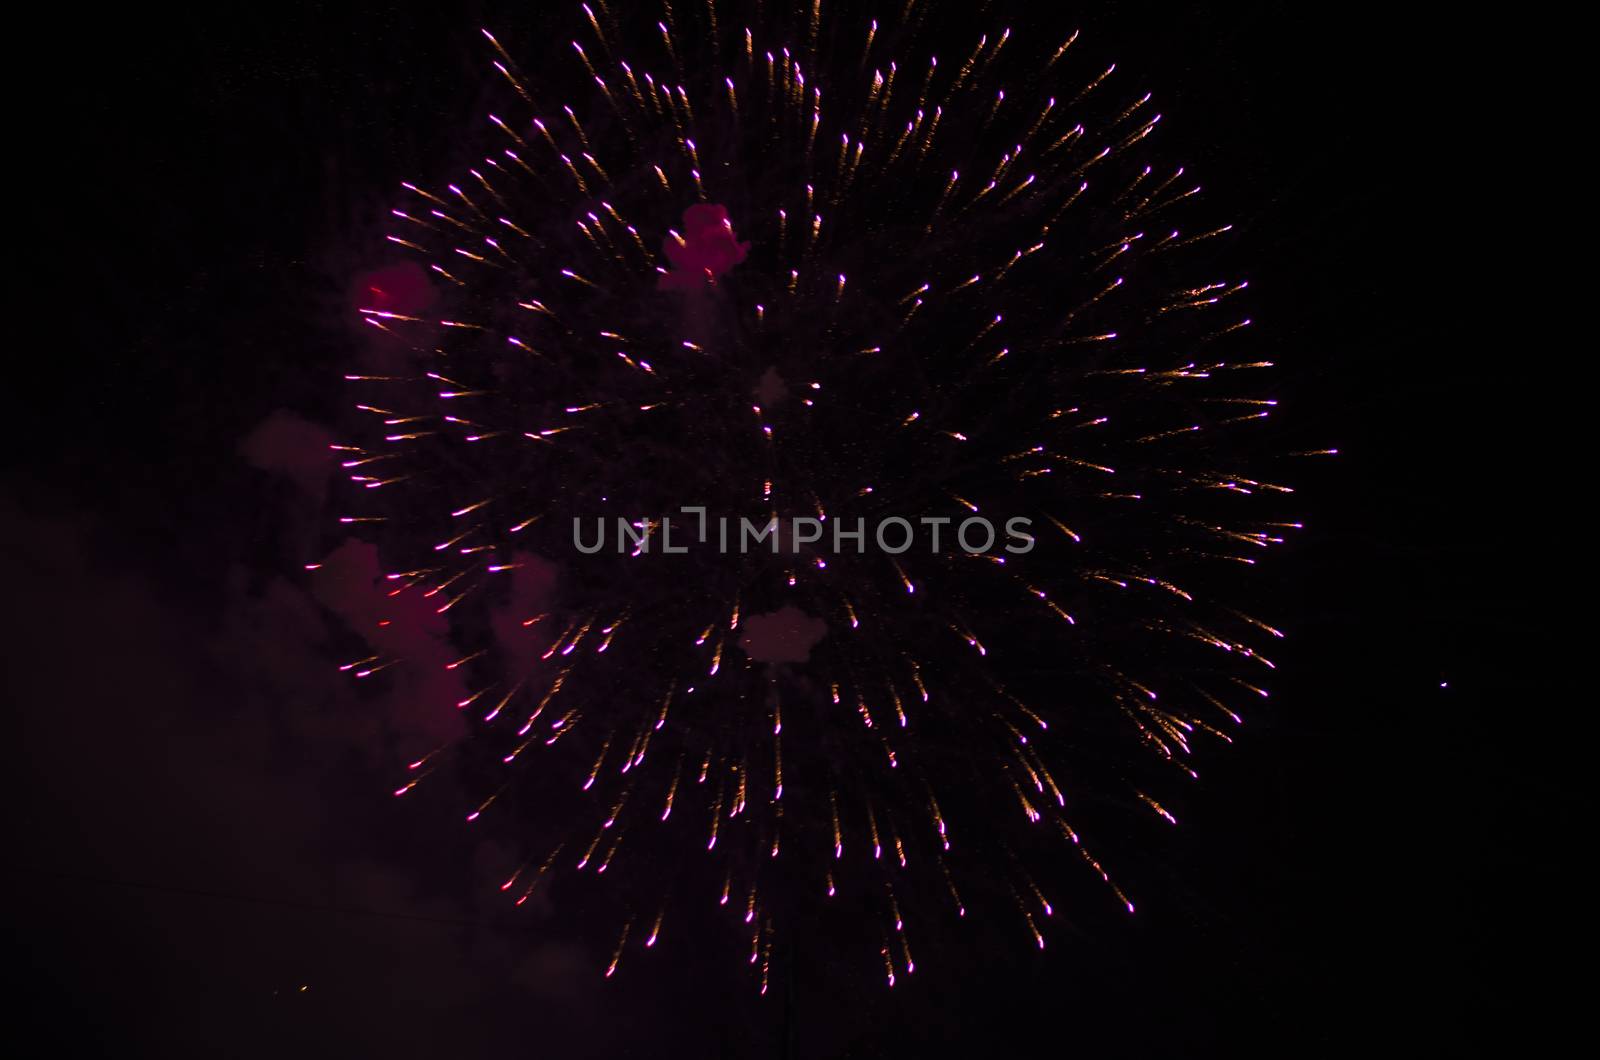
5, 1, 1524, 1056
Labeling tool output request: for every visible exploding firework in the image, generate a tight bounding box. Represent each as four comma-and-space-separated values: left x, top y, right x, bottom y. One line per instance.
326, 0, 1322, 991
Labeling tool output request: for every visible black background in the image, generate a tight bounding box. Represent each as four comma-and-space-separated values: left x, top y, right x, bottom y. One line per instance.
4, 1, 1525, 1056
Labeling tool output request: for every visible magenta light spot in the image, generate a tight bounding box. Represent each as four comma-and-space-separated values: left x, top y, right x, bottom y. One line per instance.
659, 203, 750, 291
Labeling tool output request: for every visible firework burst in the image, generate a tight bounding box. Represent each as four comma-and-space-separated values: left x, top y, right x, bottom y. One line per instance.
326, 0, 1322, 990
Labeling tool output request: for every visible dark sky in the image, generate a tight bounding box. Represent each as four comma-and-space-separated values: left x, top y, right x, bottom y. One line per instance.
4, 1, 1523, 1056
